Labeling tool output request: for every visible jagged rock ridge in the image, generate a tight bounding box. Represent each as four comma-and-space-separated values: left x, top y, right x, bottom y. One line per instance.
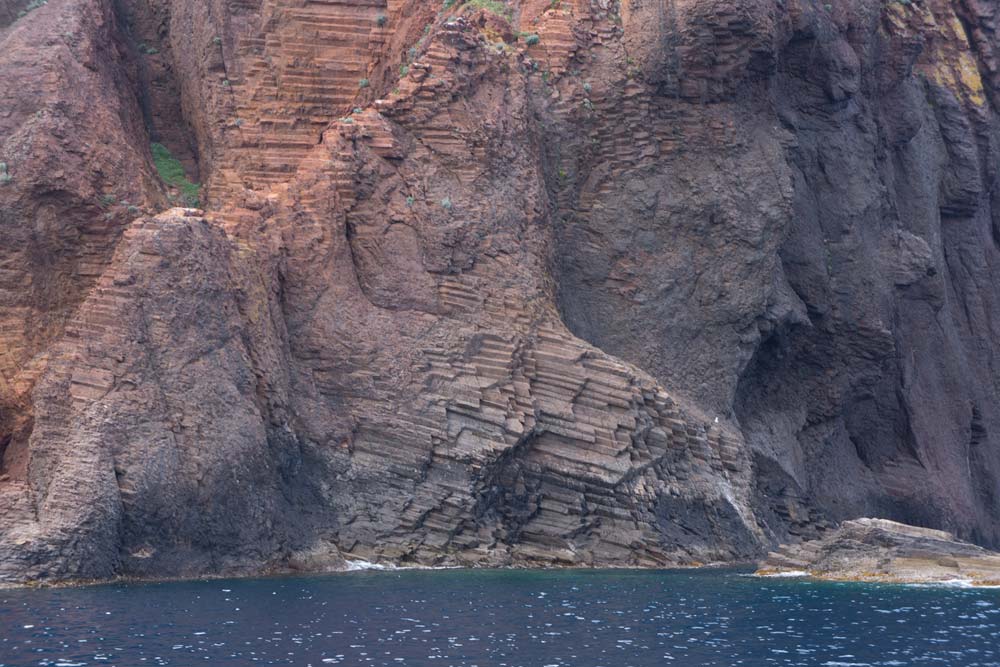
0, 0, 998, 582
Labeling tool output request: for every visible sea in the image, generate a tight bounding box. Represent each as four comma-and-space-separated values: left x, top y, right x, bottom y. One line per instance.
1, 567, 999, 666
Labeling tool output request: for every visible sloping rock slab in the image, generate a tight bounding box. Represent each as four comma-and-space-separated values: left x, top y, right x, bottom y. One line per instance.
757, 518, 1000, 586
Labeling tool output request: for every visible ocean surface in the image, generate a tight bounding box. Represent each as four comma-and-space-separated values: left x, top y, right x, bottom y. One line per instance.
1, 567, 999, 667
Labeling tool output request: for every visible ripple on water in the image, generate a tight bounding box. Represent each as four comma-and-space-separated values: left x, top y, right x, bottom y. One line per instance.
1, 569, 999, 666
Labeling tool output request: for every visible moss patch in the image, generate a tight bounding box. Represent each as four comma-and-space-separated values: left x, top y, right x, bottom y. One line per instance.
150, 142, 201, 207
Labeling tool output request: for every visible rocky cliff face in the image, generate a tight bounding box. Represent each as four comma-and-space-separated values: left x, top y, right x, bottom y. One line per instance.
1, 0, 999, 583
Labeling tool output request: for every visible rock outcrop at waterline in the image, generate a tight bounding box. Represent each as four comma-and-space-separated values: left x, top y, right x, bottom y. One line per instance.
1, 0, 999, 583
758, 518, 1000, 585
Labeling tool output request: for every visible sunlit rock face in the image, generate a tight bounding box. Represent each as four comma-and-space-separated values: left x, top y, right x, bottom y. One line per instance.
759, 518, 1000, 585
1, 0, 999, 583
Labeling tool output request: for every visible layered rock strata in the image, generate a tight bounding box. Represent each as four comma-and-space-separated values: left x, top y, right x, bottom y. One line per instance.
758, 518, 1000, 585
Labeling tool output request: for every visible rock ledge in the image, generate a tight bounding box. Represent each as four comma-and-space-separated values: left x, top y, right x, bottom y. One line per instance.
757, 519, 1000, 586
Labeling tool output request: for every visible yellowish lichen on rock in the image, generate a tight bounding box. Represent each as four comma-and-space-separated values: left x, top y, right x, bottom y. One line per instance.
955, 51, 986, 106
918, 9, 986, 107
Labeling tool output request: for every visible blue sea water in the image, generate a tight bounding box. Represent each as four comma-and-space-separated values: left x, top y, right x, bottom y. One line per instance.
1, 568, 999, 666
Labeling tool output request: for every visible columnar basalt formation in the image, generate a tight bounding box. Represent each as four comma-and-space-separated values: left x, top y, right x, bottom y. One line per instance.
1, 0, 999, 583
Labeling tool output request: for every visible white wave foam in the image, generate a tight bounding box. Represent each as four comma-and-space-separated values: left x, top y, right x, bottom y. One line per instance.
344, 559, 461, 572
910, 578, 1000, 589
344, 559, 396, 571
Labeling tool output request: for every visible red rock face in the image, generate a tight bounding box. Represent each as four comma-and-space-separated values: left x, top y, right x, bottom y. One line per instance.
1, 0, 999, 582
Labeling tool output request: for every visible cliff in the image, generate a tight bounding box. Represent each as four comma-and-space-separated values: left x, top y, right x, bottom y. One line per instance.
1, 0, 999, 583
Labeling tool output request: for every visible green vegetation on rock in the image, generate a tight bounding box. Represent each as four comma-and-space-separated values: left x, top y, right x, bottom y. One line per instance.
466, 0, 512, 19
16, 0, 47, 19
150, 142, 200, 207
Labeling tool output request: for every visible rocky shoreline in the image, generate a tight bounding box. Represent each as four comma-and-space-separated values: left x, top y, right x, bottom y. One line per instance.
0, 555, 753, 590
757, 519, 1000, 586
8, 518, 1000, 589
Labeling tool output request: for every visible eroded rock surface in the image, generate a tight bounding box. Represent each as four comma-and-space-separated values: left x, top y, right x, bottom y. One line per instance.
1, 0, 1000, 583
758, 518, 1000, 585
